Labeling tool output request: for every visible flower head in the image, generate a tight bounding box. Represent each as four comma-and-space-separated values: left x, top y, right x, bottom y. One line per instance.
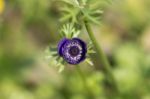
58, 38, 87, 65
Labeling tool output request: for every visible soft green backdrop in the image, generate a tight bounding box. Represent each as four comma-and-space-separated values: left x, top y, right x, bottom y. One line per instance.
0, 0, 150, 99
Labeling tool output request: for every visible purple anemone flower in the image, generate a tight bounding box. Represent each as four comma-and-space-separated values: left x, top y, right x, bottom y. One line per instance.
58, 38, 87, 65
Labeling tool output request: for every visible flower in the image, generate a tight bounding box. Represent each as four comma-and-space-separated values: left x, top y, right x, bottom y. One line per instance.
58, 38, 87, 64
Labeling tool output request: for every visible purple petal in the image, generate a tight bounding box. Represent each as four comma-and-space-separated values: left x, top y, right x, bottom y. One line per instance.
57, 38, 69, 56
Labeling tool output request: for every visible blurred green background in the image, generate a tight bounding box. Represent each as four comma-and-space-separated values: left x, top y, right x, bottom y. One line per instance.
0, 0, 150, 99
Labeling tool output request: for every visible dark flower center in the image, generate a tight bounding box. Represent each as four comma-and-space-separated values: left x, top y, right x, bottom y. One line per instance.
69, 46, 80, 57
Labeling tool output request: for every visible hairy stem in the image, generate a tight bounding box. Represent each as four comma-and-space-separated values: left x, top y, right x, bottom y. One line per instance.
84, 21, 119, 95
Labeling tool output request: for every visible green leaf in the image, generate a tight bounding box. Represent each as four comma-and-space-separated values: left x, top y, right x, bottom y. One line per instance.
60, 0, 111, 24
60, 5, 80, 23
88, 50, 96, 54
58, 65, 65, 73
61, 0, 80, 7
60, 23, 81, 38
44, 46, 66, 72
85, 58, 94, 66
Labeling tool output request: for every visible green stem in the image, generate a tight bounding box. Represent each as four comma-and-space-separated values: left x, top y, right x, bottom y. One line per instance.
84, 21, 119, 95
